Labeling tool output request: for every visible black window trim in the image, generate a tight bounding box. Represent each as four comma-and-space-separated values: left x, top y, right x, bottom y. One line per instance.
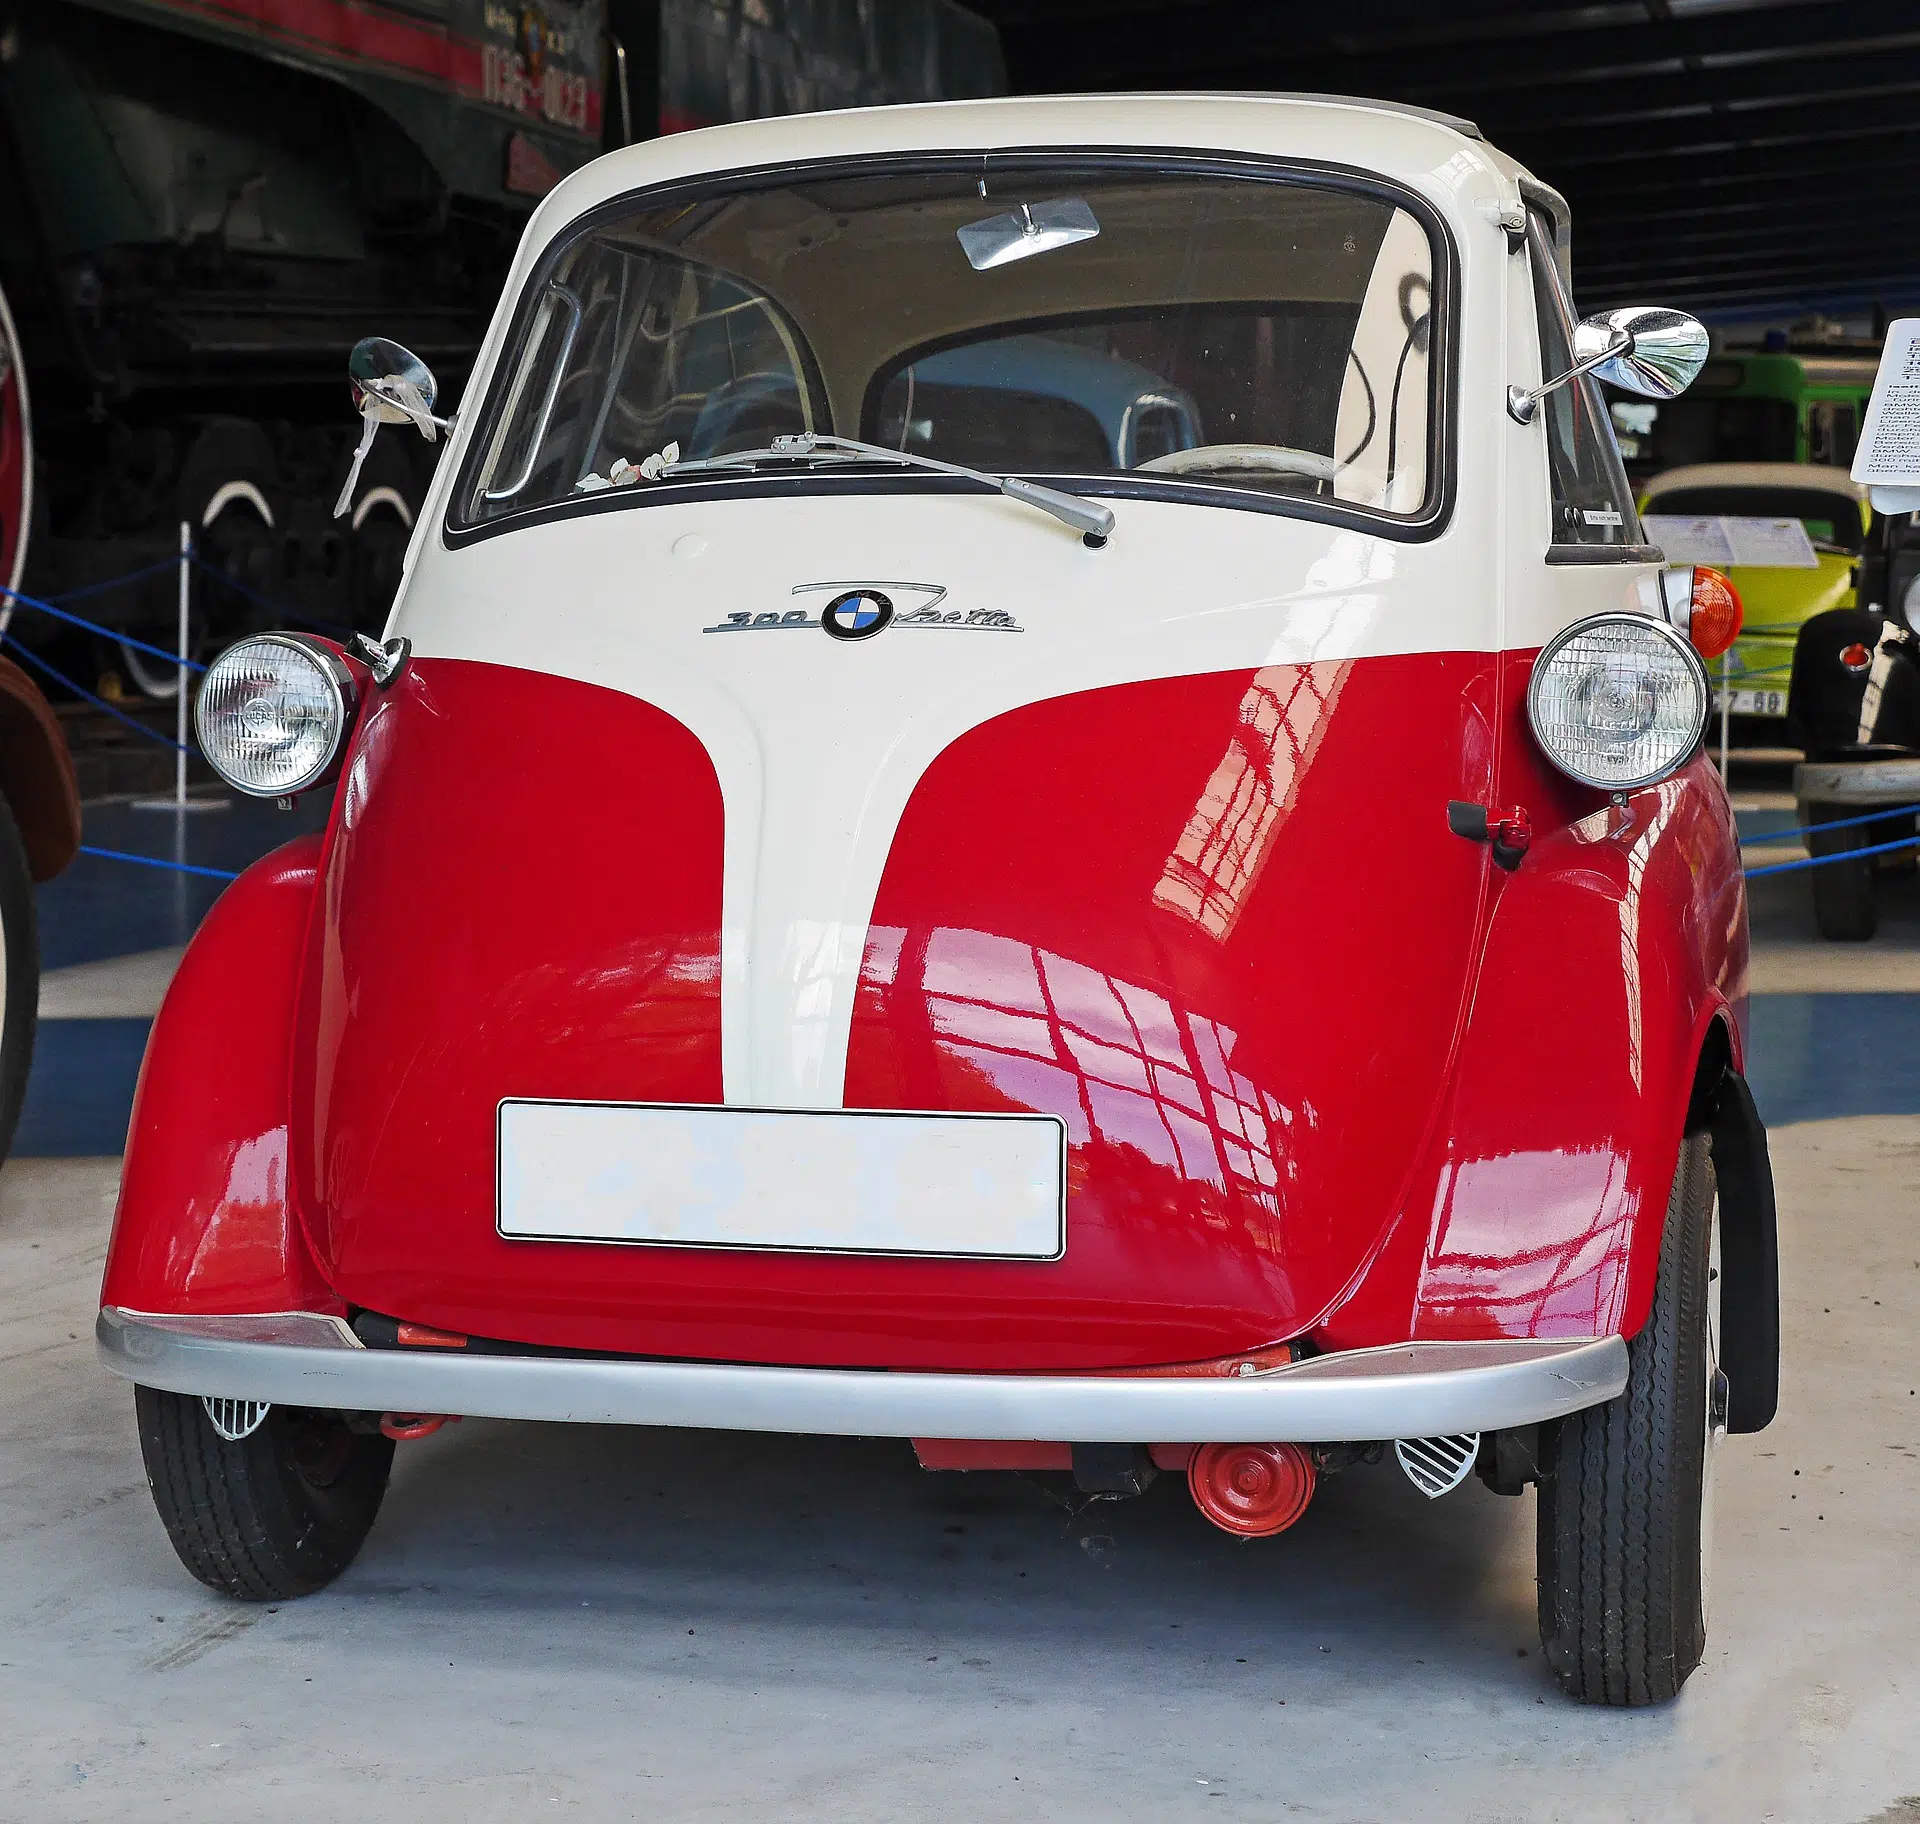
441, 146, 1461, 551
1546, 543, 1665, 566
1523, 204, 1645, 563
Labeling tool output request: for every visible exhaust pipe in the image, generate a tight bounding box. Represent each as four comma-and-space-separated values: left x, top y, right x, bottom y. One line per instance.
380, 1413, 459, 1441
1187, 1441, 1316, 1537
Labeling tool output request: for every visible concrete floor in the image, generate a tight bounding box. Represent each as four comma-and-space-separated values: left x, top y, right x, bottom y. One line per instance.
2, 1130, 1917, 1821
3, 773, 1919, 1820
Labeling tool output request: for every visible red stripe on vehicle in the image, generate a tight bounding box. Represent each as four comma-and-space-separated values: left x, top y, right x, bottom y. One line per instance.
131, 0, 601, 138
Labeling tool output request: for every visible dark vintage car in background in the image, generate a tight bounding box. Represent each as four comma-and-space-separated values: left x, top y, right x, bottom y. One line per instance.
1787, 507, 1920, 938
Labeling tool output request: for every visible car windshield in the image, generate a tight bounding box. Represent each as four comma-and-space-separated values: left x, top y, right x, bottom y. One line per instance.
1643, 485, 1865, 554
457, 160, 1441, 530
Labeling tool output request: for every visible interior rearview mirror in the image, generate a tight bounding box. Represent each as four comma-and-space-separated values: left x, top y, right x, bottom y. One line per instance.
957, 197, 1100, 271
335, 337, 445, 518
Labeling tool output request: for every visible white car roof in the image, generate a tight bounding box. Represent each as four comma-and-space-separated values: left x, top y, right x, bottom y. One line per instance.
522, 93, 1528, 264
1642, 462, 1868, 501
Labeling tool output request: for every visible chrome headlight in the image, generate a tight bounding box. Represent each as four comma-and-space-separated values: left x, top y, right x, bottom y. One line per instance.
1527, 612, 1709, 791
195, 634, 357, 798
1902, 573, 1920, 634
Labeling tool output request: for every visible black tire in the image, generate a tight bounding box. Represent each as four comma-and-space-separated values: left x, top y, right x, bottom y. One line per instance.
1537, 1133, 1717, 1706
0, 792, 37, 1165
135, 1387, 394, 1600
1807, 801, 1876, 941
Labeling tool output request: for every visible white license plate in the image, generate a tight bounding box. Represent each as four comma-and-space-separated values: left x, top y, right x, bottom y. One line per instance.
496, 1100, 1066, 1260
1714, 688, 1787, 718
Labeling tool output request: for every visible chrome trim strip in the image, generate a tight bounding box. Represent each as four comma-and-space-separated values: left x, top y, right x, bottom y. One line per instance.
98, 1310, 1626, 1443
109, 1309, 363, 1349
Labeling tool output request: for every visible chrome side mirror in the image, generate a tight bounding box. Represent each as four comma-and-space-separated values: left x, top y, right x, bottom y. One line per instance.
333, 337, 448, 518
1508, 306, 1709, 425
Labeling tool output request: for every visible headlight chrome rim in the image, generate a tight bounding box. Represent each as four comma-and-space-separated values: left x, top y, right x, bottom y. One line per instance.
1527, 611, 1710, 793
193, 633, 357, 799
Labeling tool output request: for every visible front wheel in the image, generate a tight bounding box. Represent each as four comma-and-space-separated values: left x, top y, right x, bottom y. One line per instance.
1536, 1132, 1721, 1705
135, 1387, 394, 1599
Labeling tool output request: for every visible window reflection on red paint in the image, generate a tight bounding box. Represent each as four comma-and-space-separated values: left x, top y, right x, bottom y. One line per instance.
1421, 1146, 1632, 1337
1152, 662, 1350, 940
866, 924, 1296, 1206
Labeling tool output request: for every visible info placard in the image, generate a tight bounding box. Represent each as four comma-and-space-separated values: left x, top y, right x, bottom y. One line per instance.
1852, 318, 1920, 513
1641, 514, 1819, 569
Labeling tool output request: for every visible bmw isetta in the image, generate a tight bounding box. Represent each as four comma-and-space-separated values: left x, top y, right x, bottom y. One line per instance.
98, 94, 1778, 1707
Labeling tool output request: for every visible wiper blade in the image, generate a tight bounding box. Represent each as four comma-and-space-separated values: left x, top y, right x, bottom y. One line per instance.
661, 433, 1115, 545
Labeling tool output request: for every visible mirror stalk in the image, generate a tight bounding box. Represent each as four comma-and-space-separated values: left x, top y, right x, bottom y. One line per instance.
1507, 328, 1633, 426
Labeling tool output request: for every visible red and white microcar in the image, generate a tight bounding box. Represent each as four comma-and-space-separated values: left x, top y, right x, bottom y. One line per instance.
99, 94, 1777, 1706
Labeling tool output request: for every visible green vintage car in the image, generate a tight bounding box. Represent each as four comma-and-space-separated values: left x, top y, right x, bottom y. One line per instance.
1640, 462, 1871, 733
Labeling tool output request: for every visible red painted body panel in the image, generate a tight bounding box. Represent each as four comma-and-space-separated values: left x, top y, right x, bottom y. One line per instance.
296, 653, 1500, 1369
101, 836, 338, 1316
294, 658, 727, 1322
1320, 656, 1746, 1348
104, 646, 1746, 1374
841, 657, 1498, 1360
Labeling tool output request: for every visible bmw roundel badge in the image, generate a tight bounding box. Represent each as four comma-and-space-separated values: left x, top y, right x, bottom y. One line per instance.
820, 589, 894, 640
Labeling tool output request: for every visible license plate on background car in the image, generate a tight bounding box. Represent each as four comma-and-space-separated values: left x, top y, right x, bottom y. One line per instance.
496, 1099, 1066, 1259
1713, 688, 1787, 718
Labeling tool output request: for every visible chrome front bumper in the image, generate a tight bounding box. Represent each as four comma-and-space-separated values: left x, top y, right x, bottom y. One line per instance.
98, 1308, 1628, 1443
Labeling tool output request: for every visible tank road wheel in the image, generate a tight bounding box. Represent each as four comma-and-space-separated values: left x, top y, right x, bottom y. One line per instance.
123, 426, 280, 700
345, 431, 423, 634
1536, 1132, 1722, 1705
135, 1387, 394, 1600
0, 793, 38, 1165
1806, 801, 1876, 942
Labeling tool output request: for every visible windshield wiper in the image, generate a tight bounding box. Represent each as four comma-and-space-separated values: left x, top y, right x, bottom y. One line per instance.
660, 432, 1115, 546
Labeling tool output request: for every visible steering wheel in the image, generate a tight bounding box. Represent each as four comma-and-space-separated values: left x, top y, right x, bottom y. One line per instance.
1136, 444, 1337, 482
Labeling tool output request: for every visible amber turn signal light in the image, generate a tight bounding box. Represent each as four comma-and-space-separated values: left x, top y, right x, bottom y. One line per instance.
1686, 565, 1743, 660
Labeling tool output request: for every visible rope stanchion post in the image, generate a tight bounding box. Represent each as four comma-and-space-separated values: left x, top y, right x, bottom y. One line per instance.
134, 522, 225, 816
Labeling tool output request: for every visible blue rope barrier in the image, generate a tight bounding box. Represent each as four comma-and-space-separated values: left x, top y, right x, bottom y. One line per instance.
78, 844, 239, 882
1742, 803, 1920, 844
44, 555, 189, 608
1, 583, 208, 672
1, 633, 190, 752
1745, 832, 1920, 879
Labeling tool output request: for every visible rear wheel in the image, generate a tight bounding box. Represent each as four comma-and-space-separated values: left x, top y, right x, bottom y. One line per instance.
1536, 1132, 1720, 1705
135, 1387, 394, 1599
1807, 801, 1876, 941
